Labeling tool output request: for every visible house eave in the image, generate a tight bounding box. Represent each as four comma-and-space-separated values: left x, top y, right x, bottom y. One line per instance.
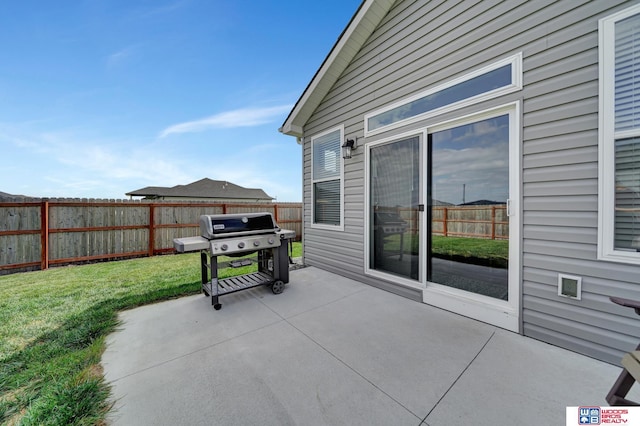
279, 0, 395, 138
279, 123, 304, 138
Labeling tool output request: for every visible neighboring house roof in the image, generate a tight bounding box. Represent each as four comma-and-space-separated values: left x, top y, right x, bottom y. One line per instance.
126, 178, 273, 200
0, 191, 38, 201
0, 191, 15, 200
279, 0, 395, 138
432, 200, 455, 207
460, 200, 504, 206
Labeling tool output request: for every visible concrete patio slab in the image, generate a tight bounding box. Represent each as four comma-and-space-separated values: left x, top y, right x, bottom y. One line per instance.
103, 292, 282, 380
251, 266, 367, 319
288, 285, 496, 418
102, 266, 634, 426
106, 320, 419, 425
423, 328, 623, 425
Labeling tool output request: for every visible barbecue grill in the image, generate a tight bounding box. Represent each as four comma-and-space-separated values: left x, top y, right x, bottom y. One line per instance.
173, 212, 295, 310
374, 211, 408, 235
374, 210, 408, 261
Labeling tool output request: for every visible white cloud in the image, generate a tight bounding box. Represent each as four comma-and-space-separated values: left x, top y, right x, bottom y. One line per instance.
159, 104, 292, 138
0, 119, 302, 201
432, 145, 509, 204
0, 126, 192, 198
54, 142, 193, 185
106, 44, 142, 68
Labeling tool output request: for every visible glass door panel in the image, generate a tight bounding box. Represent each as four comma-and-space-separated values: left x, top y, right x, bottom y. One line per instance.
427, 115, 510, 300
370, 136, 421, 281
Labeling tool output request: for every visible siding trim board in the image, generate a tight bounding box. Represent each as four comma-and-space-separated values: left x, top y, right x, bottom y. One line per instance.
282, 0, 640, 366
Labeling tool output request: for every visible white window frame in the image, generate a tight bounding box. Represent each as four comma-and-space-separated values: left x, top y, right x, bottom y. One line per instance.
598, 4, 640, 265
310, 125, 345, 231
364, 53, 523, 136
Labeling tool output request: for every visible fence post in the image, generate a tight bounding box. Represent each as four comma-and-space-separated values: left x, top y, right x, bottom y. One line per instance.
148, 204, 155, 257
274, 204, 279, 222
491, 206, 496, 240
40, 200, 49, 270
443, 207, 448, 237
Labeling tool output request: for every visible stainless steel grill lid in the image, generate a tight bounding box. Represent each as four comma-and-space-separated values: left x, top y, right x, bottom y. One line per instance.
199, 212, 278, 239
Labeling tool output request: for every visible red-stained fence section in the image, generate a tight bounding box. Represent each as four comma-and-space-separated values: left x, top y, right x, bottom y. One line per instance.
0, 199, 302, 275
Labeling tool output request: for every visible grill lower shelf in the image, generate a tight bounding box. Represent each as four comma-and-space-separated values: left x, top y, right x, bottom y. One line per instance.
193, 230, 294, 310
204, 271, 274, 296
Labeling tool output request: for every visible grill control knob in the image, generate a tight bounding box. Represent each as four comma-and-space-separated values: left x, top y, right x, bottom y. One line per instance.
268, 238, 275, 244
220, 244, 228, 251
237, 242, 245, 249
253, 240, 261, 247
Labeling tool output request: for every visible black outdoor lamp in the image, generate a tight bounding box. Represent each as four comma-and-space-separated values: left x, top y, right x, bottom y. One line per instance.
342, 138, 357, 159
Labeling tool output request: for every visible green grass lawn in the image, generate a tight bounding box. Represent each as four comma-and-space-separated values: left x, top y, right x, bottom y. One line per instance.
0, 242, 301, 426
385, 233, 509, 263
431, 235, 508, 262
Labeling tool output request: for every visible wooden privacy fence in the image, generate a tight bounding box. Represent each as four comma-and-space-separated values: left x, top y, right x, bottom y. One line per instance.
431, 205, 508, 239
0, 199, 302, 275
397, 205, 508, 239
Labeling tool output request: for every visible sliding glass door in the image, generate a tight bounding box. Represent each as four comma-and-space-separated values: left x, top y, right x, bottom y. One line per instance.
427, 114, 510, 300
366, 104, 520, 331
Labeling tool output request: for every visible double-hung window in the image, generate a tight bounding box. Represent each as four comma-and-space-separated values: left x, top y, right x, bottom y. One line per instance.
599, 4, 640, 264
311, 126, 344, 229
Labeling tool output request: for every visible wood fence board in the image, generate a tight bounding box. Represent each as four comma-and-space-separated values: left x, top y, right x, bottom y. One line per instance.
0, 206, 40, 232
0, 200, 297, 274
0, 234, 39, 267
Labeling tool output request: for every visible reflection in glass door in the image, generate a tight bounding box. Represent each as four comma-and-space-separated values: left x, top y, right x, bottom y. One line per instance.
427, 115, 510, 300
370, 136, 421, 281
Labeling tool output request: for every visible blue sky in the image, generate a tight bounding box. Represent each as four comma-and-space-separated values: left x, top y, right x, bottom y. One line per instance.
0, 0, 361, 201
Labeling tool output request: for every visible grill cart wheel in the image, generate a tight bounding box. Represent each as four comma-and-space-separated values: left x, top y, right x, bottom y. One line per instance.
214, 303, 222, 310
271, 280, 285, 294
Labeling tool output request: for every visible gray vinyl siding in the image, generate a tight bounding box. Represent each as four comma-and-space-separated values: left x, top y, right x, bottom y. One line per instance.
300, 0, 640, 364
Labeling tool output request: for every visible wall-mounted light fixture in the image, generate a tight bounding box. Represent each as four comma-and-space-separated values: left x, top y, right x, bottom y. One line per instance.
342, 138, 357, 159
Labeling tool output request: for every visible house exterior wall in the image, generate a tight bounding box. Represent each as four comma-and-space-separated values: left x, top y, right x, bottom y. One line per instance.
299, 0, 640, 365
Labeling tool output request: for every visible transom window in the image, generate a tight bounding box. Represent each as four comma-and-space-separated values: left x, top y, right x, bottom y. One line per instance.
365, 54, 522, 135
